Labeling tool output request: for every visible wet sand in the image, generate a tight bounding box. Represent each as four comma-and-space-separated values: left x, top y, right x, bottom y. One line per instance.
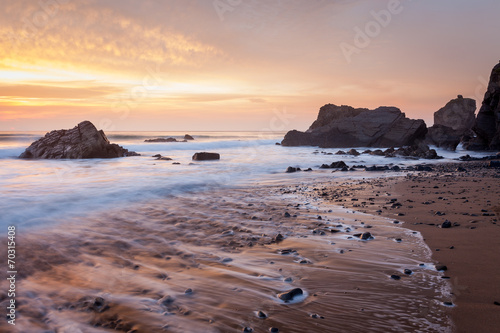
314, 161, 500, 333
0, 185, 450, 332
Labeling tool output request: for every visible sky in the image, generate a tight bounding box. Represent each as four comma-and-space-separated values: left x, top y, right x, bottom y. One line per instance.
1, 0, 499, 131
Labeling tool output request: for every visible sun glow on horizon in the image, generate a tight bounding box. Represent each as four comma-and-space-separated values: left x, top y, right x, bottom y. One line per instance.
1, 0, 499, 131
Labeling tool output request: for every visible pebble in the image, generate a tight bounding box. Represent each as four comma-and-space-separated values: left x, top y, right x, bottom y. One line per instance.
404, 269, 412, 275
257, 311, 268, 319
185, 288, 193, 294
310, 313, 324, 319
441, 221, 452, 228
269, 328, 279, 333
284, 212, 291, 218
390, 275, 401, 280
243, 327, 254, 332
278, 288, 304, 302
494, 301, 500, 306
435, 265, 448, 272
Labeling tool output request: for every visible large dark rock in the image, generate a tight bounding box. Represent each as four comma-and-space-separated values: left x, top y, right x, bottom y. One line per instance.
465, 62, 500, 150
192, 152, 220, 161
145, 137, 179, 143
281, 104, 427, 148
426, 96, 476, 150
19, 121, 139, 159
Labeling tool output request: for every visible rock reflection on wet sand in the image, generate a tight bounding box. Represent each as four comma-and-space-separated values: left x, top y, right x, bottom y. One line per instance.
0, 186, 452, 332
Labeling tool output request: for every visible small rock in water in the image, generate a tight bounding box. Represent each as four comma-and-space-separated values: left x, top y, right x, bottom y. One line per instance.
360, 232, 373, 240
257, 311, 268, 319
390, 275, 401, 280
493, 301, 500, 306
243, 327, 254, 332
158, 295, 175, 306
185, 288, 193, 294
273, 234, 284, 242
269, 328, 279, 333
278, 288, 304, 302
443, 301, 454, 306
404, 269, 412, 275
435, 265, 448, 272
284, 212, 291, 218
283, 277, 293, 283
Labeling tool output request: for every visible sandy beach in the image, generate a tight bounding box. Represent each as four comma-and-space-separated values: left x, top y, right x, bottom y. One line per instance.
1, 177, 455, 332
314, 161, 500, 332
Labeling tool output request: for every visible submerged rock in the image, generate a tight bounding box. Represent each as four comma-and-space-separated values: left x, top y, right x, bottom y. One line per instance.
281, 104, 427, 148
19, 121, 139, 159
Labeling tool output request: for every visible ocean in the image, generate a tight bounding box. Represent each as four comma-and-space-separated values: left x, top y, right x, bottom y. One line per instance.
0, 131, 491, 332
0, 130, 489, 229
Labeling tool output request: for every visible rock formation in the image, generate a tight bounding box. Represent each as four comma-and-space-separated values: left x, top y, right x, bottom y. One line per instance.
184, 134, 194, 140
19, 121, 139, 159
145, 137, 187, 143
465, 62, 500, 150
426, 96, 476, 150
192, 152, 220, 161
281, 104, 427, 148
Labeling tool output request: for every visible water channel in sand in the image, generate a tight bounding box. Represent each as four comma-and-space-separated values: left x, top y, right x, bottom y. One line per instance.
0, 184, 452, 332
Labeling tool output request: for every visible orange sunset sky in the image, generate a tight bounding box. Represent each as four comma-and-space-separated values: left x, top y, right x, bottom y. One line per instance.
1, 0, 500, 131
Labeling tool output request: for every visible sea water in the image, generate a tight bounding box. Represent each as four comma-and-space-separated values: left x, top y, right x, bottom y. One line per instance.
0, 131, 492, 228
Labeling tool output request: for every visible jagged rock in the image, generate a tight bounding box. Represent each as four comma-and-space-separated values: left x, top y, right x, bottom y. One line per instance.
281, 104, 427, 148
426, 96, 476, 150
19, 121, 139, 159
184, 134, 194, 140
192, 152, 220, 161
466, 62, 500, 150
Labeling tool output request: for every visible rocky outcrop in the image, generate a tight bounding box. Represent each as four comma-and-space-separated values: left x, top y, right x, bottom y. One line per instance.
19, 121, 139, 159
426, 96, 476, 150
192, 152, 220, 161
184, 134, 194, 140
145, 137, 187, 143
281, 104, 427, 148
465, 62, 500, 150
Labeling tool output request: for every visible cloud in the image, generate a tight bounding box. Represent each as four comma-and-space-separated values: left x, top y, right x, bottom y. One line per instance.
0, 83, 122, 99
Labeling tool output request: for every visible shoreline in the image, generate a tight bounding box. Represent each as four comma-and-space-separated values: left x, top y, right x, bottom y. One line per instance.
312, 160, 500, 332
1, 178, 452, 332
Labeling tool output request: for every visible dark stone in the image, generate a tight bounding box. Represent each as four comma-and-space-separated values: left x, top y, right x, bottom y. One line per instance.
436, 265, 448, 272
19, 121, 139, 159
348, 149, 360, 156
331, 161, 347, 168
243, 327, 254, 332
390, 275, 401, 280
494, 301, 500, 306
192, 152, 220, 161
277, 288, 304, 302
441, 221, 452, 229
286, 166, 298, 173
489, 161, 500, 168
360, 232, 373, 240
404, 269, 412, 275
269, 328, 279, 333
281, 104, 427, 148
257, 311, 268, 319
284, 212, 291, 218
273, 234, 284, 243
184, 134, 194, 140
